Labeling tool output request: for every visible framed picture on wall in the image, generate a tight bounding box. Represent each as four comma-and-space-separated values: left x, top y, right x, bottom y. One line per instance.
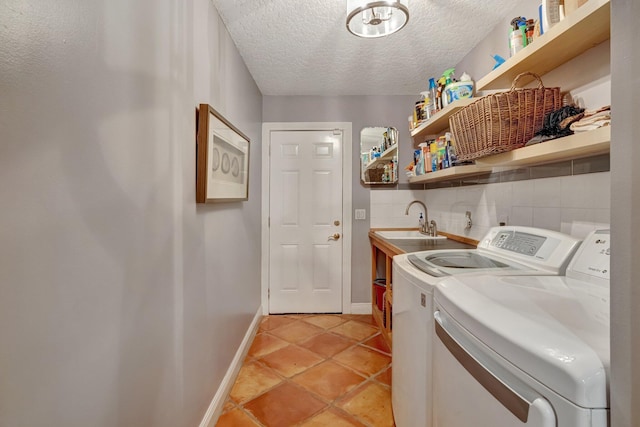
196, 104, 250, 203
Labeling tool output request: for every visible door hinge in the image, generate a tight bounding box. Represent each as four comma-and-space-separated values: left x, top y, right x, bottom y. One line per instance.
268, 217, 270, 227
268, 289, 270, 299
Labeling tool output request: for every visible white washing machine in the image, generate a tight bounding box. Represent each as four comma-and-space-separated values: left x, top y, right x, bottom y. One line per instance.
392, 226, 581, 427
432, 229, 610, 427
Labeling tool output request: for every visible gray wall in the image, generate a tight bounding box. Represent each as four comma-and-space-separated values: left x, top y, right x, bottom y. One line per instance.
455, 0, 610, 98
454, 1, 539, 81
0, 1, 262, 426
610, 1, 640, 425
263, 95, 416, 303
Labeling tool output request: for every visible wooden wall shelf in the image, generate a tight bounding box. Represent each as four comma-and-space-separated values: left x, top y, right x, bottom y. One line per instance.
477, 0, 610, 91
407, 127, 610, 184
405, 0, 611, 185
408, 164, 492, 184
475, 126, 610, 167
410, 98, 475, 142
364, 144, 397, 171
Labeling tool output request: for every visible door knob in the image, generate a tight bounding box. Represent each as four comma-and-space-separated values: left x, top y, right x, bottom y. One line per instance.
328, 233, 341, 241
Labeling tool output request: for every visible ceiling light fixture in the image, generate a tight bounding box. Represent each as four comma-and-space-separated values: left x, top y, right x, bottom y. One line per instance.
346, 0, 409, 38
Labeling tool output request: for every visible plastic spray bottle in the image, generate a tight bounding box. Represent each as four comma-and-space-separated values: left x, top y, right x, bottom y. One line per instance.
441, 68, 456, 107
428, 78, 438, 116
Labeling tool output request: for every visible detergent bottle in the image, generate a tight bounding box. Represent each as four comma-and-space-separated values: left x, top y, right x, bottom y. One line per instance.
445, 72, 475, 103
441, 68, 456, 107
437, 68, 455, 108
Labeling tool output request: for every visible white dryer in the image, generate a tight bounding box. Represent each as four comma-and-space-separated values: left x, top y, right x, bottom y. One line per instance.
392, 226, 581, 427
432, 229, 610, 427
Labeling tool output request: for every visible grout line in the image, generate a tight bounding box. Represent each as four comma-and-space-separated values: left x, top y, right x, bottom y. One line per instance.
222, 314, 392, 427
237, 405, 266, 427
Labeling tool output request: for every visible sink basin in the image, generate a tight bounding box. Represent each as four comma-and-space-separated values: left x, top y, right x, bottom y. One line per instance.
375, 230, 447, 240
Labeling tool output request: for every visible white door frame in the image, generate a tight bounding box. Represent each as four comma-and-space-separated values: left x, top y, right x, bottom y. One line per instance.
261, 122, 352, 315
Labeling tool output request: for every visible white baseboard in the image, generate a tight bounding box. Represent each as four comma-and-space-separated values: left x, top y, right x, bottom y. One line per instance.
199, 306, 262, 427
350, 303, 372, 315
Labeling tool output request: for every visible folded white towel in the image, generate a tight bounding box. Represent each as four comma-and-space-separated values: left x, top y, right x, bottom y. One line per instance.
570, 108, 611, 132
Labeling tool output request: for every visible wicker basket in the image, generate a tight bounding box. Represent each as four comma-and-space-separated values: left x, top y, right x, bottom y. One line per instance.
365, 166, 384, 182
449, 72, 562, 161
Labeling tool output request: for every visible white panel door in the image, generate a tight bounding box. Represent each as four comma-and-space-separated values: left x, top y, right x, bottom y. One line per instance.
269, 130, 343, 313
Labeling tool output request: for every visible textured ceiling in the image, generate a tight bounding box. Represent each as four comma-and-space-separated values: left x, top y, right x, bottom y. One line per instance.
211, 0, 516, 96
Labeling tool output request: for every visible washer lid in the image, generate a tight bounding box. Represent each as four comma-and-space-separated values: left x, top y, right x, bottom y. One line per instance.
406, 226, 581, 277
407, 250, 530, 277
435, 274, 610, 409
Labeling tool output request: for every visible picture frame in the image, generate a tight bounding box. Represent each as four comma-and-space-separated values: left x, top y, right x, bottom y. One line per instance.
196, 104, 250, 203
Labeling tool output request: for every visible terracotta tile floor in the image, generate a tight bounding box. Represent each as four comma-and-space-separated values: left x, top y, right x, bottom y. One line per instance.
216, 314, 395, 427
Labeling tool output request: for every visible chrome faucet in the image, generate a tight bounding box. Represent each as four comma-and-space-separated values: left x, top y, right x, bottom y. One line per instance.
405, 200, 437, 236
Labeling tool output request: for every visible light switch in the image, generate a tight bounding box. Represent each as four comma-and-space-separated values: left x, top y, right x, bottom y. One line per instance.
355, 209, 366, 220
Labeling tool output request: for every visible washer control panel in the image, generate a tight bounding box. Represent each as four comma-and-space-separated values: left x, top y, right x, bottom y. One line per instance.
477, 226, 581, 271
568, 229, 610, 280
490, 231, 548, 256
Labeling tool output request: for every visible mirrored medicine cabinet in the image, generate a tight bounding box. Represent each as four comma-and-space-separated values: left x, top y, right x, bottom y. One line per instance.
360, 127, 399, 185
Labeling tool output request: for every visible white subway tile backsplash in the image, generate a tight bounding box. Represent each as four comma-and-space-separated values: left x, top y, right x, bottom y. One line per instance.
560, 208, 609, 237
398, 215, 419, 228
370, 217, 387, 228
561, 172, 610, 209
474, 205, 496, 228
561, 208, 594, 223
392, 189, 423, 206
370, 203, 393, 219
484, 182, 512, 207
468, 225, 490, 241
495, 205, 512, 226
560, 176, 588, 208
511, 180, 535, 207
456, 186, 484, 205
370, 173, 610, 239
533, 178, 563, 207
561, 221, 610, 238
592, 209, 611, 225
532, 207, 562, 230
426, 188, 452, 206
511, 206, 534, 226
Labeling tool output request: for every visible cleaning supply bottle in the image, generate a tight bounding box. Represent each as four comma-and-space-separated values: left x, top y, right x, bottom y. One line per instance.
445, 132, 457, 166
414, 100, 424, 125
436, 76, 446, 110
428, 77, 438, 116
418, 142, 428, 175
441, 68, 456, 107
430, 142, 438, 171
509, 16, 527, 57
425, 142, 432, 173
442, 68, 456, 85
391, 156, 397, 182
445, 72, 475, 103
420, 91, 431, 120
